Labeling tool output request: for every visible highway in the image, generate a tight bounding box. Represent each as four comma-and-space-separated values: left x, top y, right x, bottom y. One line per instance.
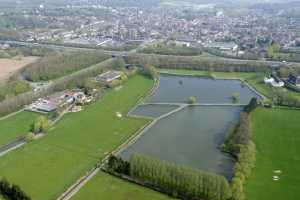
2, 40, 299, 66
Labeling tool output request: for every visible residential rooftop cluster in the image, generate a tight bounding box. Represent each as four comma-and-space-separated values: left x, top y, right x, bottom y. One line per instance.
0, 1, 299, 55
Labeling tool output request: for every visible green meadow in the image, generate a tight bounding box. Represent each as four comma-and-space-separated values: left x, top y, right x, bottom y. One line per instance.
245, 108, 300, 200
0, 111, 38, 147
71, 172, 171, 200
0, 75, 156, 200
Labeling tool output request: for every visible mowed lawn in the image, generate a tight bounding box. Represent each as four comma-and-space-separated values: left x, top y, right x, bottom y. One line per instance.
0, 75, 154, 200
72, 172, 172, 200
0, 111, 38, 147
245, 108, 300, 200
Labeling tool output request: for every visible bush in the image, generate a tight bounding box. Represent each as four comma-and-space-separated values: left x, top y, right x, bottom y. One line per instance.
25, 132, 35, 142
31, 116, 51, 134
140, 64, 158, 80
130, 154, 232, 200
232, 92, 240, 103
0, 80, 31, 101
107, 155, 130, 175
107, 80, 122, 88
244, 97, 258, 113
187, 96, 197, 104
0, 178, 31, 200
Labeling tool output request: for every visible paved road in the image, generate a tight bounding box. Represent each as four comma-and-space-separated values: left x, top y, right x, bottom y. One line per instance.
1, 40, 299, 67
0, 40, 150, 56
0, 137, 26, 157
141, 102, 247, 106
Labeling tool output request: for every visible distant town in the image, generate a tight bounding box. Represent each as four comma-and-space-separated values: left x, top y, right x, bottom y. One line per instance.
0, 0, 299, 59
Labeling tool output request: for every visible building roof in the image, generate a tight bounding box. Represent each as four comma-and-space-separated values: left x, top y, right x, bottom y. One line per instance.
96, 71, 122, 82
36, 103, 57, 112
203, 42, 237, 50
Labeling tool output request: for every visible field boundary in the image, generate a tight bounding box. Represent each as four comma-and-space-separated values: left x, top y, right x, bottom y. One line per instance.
0, 109, 25, 121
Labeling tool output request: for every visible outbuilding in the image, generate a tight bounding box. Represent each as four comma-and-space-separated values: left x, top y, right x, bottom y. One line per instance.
96, 71, 122, 84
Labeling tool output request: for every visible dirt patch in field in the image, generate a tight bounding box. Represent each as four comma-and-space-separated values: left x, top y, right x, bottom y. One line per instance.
0, 56, 39, 82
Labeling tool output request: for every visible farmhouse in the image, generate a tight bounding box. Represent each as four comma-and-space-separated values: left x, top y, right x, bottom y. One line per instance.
287, 74, 300, 87
96, 71, 122, 84
0, 43, 10, 50
264, 75, 284, 88
26, 90, 86, 113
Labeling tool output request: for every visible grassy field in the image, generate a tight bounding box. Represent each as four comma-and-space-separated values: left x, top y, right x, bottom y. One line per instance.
0, 111, 38, 147
245, 108, 300, 200
0, 75, 157, 200
71, 172, 171, 200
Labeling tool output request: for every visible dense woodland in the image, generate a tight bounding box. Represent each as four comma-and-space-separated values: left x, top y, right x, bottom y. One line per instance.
127, 54, 271, 73
140, 44, 202, 56
23, 50, 110, 81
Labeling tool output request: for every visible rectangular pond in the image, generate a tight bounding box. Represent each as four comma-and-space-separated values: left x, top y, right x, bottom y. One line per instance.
147, 74, 262, 104
120, 74, 262, 179
121, 106, 242, 179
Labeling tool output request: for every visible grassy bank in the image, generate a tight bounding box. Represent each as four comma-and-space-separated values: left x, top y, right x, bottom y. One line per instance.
71, 172, 171, 200
158, 68, 257, 79
0, 111, 38, 147
0, 75, 154, 200
245, 108, 300, 200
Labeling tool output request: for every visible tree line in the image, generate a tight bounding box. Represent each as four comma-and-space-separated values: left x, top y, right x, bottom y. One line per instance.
127, 54, 270, 73
106, 154, 232, 200
23, 50, 110, 81
0, 178, 31, 200
222, 98, 258, 200
139, 44, 202, 56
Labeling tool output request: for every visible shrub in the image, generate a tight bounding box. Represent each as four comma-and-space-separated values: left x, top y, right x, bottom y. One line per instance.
244, 97, 258, 113
0, 178, 31, 200
140, 64, 158, 80
25, 132, 35, 142
31, 116, 51, 134
107, 155, 130, 175
232, 92, 240, 103
0, 80, 31, 101
187, 96, 197, 104
107, 80, 122, 88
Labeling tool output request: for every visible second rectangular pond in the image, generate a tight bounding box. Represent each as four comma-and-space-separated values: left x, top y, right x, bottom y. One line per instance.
121, 106, 242, 179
